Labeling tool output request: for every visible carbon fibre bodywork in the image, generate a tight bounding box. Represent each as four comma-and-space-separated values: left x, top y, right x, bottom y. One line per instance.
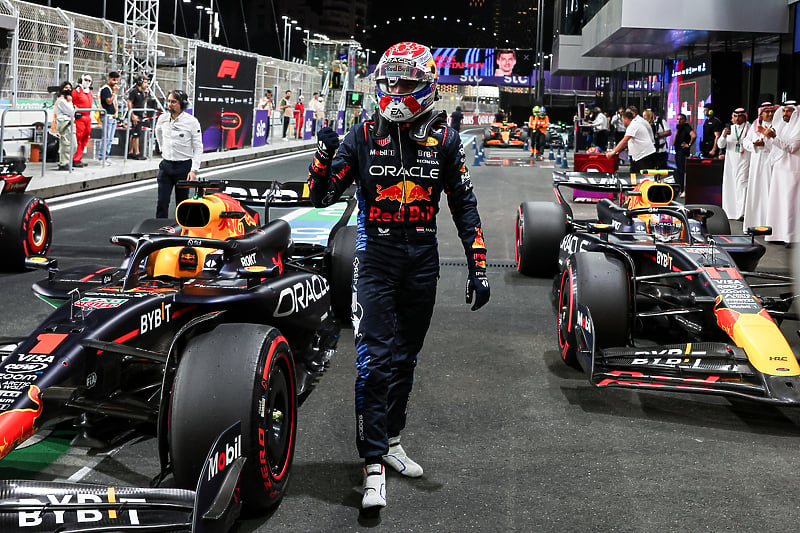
522, 171, 800, 404
0, 180, 354, 530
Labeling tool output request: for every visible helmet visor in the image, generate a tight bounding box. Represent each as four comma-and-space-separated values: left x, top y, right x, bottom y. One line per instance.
376, 61, 433, 95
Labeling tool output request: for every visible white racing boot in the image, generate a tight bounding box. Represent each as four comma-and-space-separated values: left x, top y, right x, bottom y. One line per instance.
362, 463, 386, 510
382, 436, 423, 478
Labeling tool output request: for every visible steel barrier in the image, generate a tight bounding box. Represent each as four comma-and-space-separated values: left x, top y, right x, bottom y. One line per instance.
0, 108, 48, 177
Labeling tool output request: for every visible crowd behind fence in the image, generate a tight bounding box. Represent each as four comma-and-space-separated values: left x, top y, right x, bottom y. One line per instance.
0, 0, 321, 128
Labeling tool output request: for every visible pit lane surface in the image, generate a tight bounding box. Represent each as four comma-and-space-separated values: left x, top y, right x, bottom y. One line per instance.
2, 144, 800, 532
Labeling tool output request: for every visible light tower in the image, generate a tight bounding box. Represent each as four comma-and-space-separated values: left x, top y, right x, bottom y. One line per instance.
124, 0, 159, 90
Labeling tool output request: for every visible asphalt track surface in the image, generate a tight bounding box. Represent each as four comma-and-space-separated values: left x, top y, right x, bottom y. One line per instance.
1, 138, 800, 532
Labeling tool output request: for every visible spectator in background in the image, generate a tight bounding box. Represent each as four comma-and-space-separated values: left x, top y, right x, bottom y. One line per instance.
294, 95, 305, 138
610, 107, 627, 145
672, 113, 696, 194
742, 103, 776, 228
494, 108, 505, 122
591, 106, 609, 150
258, 89, 274, 142
154, 90, 203, 218
309, 92, 325, 133
764, 101, 800, 246
331, 59, 342, 89
495, 49, 517, 76
607, 109, 657, 173
279, 89, 292, 141
54, 81, 76, 171
717, 107, 751, 220
71, 73, 93, 167
642, 109, 671, 168
450, 106, 463, 132
127, 77, 149, 159
97, 71, 120, 164
700, 104, 723, 158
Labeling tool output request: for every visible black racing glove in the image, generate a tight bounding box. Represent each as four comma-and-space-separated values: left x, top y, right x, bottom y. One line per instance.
466, 271, 490, 311
316, 126, 340, 160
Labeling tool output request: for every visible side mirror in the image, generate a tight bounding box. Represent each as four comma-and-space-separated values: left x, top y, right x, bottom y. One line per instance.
25, 256, 58, 270
747, 226, 772, 236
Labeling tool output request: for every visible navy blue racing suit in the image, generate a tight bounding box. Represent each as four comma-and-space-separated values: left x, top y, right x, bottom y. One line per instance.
307, 110, 487, 460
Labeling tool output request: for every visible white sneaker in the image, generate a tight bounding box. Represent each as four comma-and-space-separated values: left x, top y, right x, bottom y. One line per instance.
383, 437, 423, 478
362, 464, 386, 509
282, 137, 288, 141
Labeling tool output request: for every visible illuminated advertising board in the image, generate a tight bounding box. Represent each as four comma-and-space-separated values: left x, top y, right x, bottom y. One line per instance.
193, 45, 257, 151
433, 48, 536, 87
665, 57, 712, 154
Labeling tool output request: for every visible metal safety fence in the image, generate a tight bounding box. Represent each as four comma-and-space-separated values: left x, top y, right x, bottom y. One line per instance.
0, 0, 321, 115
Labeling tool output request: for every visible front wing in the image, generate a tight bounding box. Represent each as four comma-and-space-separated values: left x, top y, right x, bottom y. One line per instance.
573, 304, 800, 405
0, 423, 244, 532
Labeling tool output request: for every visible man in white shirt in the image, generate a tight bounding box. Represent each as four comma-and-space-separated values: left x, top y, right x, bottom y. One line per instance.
309, 92, 325, 133
606, 109, 656, 173
154, 90, 203, 218
591, 107, 609, 149
718, 107, 751, 220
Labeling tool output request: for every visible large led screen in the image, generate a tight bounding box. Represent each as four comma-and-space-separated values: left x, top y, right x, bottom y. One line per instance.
193, 45, 257, 151
433, 48, 536, 87
665, 58, 712, 155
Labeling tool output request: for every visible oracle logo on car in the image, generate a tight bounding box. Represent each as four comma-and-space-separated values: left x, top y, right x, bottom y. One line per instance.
273, 276, 330, 317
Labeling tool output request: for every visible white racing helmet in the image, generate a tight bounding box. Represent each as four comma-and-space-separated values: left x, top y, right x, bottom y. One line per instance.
375, 42, 438, 123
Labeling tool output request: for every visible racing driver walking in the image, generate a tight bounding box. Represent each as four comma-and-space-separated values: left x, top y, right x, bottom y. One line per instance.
307, 42, 490, 512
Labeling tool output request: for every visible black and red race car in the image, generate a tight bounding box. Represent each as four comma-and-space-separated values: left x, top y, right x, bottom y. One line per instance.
0, 159, 53, 271
516, 170, 800, 404
0, 180, 355, 530
482, 121, 526, 148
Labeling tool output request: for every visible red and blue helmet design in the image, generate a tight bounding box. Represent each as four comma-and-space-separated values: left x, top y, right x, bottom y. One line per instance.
375, 42, 438, 123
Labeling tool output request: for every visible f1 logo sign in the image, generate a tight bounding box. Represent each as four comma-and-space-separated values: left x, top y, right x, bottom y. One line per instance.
217, 60, 240, 79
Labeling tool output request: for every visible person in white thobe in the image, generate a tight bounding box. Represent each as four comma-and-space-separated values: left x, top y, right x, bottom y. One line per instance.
742, 103, 776, 229
765, 103, 800, 244
718, 108, 751, 220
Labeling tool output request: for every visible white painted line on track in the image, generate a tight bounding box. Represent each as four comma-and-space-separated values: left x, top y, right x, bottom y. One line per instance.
49, 182, 159, 212
67, 466, 93, 482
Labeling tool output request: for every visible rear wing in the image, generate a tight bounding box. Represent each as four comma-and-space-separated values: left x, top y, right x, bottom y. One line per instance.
552, 169, 676, 194
178, 179, 314, 208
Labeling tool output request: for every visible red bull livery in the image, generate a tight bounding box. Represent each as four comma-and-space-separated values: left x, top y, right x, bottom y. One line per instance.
516, 170, 800, 404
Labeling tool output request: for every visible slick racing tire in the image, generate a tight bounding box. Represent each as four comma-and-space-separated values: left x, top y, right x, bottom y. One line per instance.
170, 323, 297, 514
0, 194, 52, 271
685, 204, 730, 235
516, 201, 568, 277
329, 225, 356, 326
130, 218, 176, 234
557, 252, 629, 370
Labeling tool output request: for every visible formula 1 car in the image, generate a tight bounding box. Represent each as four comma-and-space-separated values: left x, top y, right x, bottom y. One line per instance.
0, 159, 53, 271
483, 121, 526, 148
516, 170, 800, 404
0, 180, 356, 530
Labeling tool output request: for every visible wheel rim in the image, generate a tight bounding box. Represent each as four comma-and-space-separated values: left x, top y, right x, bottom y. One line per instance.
264, 353, 293, 480
27, 211, 48, 254
557, 265, 575, 359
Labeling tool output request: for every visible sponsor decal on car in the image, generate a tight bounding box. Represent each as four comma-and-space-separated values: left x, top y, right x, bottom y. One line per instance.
206, 434, 242, 481
74, 297, 127, 310
273, 275, 330, 317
